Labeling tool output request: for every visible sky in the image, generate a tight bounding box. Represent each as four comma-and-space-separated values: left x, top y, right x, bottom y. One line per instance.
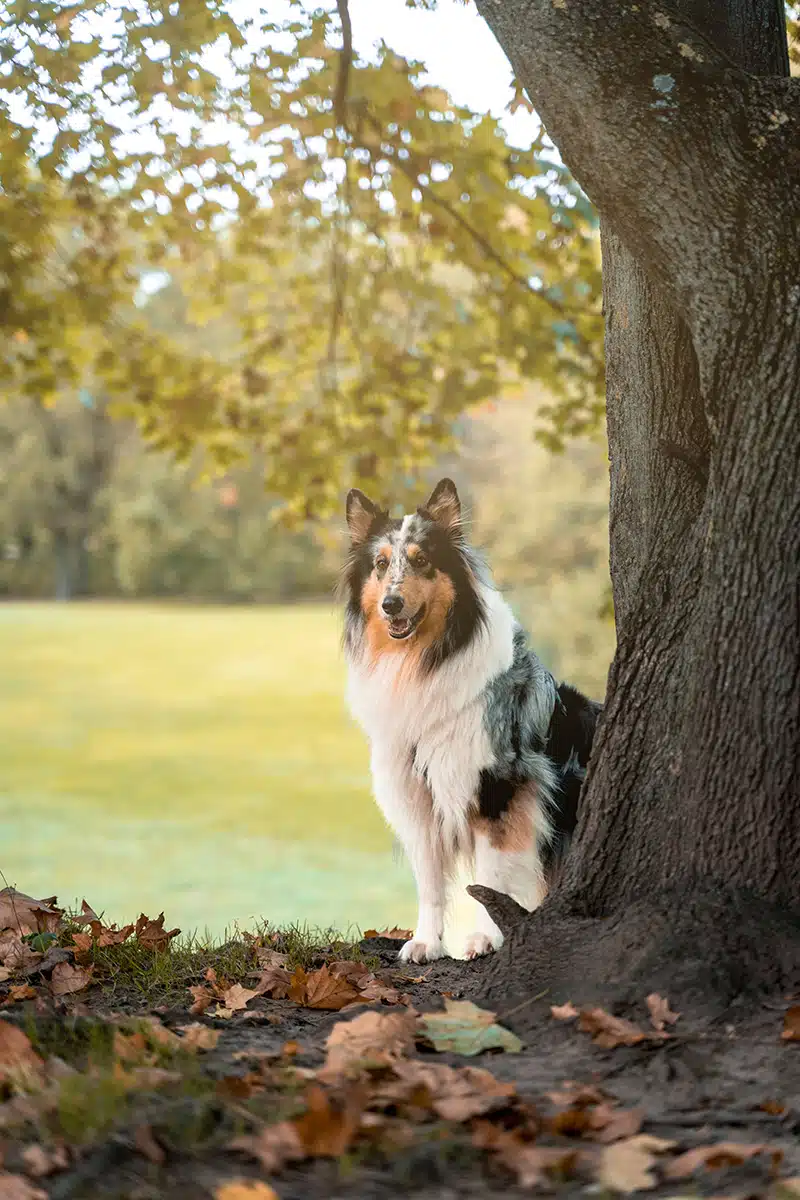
347, 0, 539, 147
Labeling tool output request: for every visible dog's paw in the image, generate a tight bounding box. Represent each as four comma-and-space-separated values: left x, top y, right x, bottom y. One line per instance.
398, 938, 446, 964
463, 931, 503, 960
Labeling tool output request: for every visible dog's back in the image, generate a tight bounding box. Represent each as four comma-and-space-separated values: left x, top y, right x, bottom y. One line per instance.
542, 682, 602, 882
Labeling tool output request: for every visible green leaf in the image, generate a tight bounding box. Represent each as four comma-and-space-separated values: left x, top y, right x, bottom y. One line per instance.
419, 999, 523, 1056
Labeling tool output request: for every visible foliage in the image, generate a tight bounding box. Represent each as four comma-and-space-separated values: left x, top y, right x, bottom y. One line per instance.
0, 0, 603, 519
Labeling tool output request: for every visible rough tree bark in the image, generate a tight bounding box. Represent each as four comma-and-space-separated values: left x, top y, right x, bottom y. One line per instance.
471, 0, 800, 1011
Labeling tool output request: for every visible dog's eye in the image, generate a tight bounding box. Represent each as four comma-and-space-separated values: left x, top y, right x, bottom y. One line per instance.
375, 556, 388, 571
413, 553, 429, 569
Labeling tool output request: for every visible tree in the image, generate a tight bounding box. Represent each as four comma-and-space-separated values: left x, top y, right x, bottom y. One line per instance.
464, 0, 800, 1010
0, 0, 603, 520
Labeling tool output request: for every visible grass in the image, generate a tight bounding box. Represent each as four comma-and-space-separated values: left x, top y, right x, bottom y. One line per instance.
0, 602, 415, 935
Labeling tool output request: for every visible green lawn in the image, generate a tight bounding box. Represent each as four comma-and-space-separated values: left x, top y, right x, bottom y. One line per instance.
0, 603, 415, 936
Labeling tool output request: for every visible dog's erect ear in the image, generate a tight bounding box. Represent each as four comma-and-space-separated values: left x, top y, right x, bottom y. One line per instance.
346, 488, 378, 545
423, 478, 461, 534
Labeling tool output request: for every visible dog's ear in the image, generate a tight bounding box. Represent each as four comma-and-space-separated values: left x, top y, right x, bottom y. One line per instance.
423, 478, 461, 535
346, 488, 378, 545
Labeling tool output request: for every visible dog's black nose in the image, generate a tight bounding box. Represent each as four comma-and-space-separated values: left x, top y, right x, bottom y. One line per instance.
382, 594, 403, 616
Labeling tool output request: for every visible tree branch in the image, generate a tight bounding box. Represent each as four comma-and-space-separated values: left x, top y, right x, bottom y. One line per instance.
474, 0, 799, 347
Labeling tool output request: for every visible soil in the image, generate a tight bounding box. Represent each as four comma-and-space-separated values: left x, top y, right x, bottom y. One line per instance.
3, 906, 800, 1200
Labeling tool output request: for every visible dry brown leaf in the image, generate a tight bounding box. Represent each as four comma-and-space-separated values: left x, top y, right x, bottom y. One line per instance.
291, 965, 361, 1011
0, 1173, 48, 1200
293, 1082, 365, 1157
0, 968, 9, 983
546, 1082, 607, 1107
390, 1060, 515, 1121
113, 1030, 149, 1063
646, 993, 680, 1032
73, 901, 101, 926
356, 977, 407, 1005
473, 1124, 577, 1187
134, 913, 180, 953
178, 1024, 220, 1052
19, 1144, 68, 1179
50, 962, 94, 997
0, 890, 61, 937
551, 1001, 579, 1021
321, 1009, 418, 1078
189, 984, 215, 1015
598, 1134, 676, 1192
70, 932, 93, 963
220, 984, 258, 1014
254, 966, 292, 999
214, 1183, 279, 1200
133, 1124, 166, 1165
363, 927, 413, 940
95, 923, 135, 947
0, 938, 42, 975
781, 1005, 800, 1041
588, 1104, 644, 1143
230, 1121, 304, 1171
330, 961, 372, 984
4, 985, 37, 1005
0, 1023, 43, 1083
579, 1007, 652, 1048
664, 1141, 777, 1179
255, 947, 288, 970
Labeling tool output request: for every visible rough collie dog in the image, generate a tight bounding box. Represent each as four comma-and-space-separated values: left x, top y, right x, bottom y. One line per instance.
343, 478, 601, 964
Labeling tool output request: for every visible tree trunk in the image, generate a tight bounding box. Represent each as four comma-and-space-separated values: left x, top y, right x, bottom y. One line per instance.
471, 0, 800, 1011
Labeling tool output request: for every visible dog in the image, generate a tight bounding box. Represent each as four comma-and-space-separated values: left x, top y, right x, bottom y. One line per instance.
342, 478, 601, 963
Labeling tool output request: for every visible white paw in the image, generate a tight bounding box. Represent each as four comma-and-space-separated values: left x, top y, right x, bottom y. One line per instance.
463, 931, 503, 960
398, 938, 446, 964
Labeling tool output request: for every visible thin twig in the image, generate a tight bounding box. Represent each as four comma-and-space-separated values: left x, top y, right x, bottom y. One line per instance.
498, 988, 550, 1021
334, 0, 353, 133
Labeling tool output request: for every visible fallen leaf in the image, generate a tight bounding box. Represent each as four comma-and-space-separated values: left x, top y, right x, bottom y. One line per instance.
178, 1024, 220, 1052
230, 1122, 304, 1171
70, 933, 93, 963
0, 1022, 43, 1083
112, 1030, 149, 1063
220, 984, 258, 1014
95, 923, 135, 948
781, 1006, 800, 1041
254, 966, 292, 999
0, 1173, 48, 1200
473, 1123, 577, 1187
73, 901, 101, 926
139, 1017, 181, 1051
419, 999, 522, 1055
664, 1141, 777, 1179
4, 985, 37, 1005
761, 1099, 786, 1115
19, 1144, 68, 1179
321, 1009, 418, 1078
189, 984, 215, 1015
0, 890, 61, 937
775, 1179, 800, 1197
133, 1124, 165, 1165
578, 1007, 652, 1049
547, 1083, 607, 1107
551, 1001, 579, 1021
330, 961, 371, 984
646, 993, 680, 1032
391, 1060, 515, 1121
290, 965, 361, 1011
214, 1183, 279, 1200
356, 977, 407, 1005
134, 913, 180, 953
598, 1134, 676, 1192
255, 948, 287, 970
363, 927, 413, 940
588, 1104, 644, 1143
293, 1082, 365, 1156
50, 962, 94, 997
0, 938, 42, 975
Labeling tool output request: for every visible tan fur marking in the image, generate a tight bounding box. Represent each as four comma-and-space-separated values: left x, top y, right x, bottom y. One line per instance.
360, 562, 456, 679
471, 792, 536, 854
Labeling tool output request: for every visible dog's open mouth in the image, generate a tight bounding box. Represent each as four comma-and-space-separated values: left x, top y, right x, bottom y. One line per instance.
387, 604, 426, 640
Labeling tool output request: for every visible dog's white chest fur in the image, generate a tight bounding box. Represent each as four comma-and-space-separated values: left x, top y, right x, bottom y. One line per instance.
346, 587, 515, 848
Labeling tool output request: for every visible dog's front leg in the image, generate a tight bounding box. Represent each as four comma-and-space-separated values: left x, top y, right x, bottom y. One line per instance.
372, 749, 446, 963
